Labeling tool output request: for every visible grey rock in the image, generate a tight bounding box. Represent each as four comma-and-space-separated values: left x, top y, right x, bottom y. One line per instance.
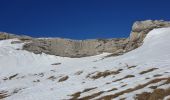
23, 38, 127, 57
1, 20, 170, 57
125, 20, 170, 52
0, 32, 32, 41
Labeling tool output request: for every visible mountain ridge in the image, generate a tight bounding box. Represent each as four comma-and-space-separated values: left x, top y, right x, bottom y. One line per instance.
1, 27, 170, 100
0, 20, 170, 57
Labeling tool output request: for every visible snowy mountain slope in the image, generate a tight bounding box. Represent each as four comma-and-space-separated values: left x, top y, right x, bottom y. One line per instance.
0, 28, 170, 100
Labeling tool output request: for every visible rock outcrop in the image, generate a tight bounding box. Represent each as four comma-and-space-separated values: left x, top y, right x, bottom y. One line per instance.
0, 32, 32, 41
23, 38, 127, 57
126, 20, 170, 51
1, 20, 170, 57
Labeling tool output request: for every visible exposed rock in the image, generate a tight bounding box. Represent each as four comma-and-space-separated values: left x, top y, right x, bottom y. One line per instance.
23, 38, 127, 57
1, 20, 170, 57
51, 63, 61, 65
0, 32, 32, 41
58, 76, 69, 82
126, 20, 170, 51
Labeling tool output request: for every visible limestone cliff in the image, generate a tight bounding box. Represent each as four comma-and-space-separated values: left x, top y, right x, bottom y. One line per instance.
126, 20, 170, 51
1, 20, 170, 57
0, 32, 32, 41
23, 38, 127, 57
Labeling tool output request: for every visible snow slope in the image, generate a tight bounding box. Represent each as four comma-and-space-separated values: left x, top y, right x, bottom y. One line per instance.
0, 28, 170, 100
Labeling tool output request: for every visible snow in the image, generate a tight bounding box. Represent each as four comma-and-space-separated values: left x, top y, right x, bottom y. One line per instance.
164, 95, 170, 100
0, 27, 170, 100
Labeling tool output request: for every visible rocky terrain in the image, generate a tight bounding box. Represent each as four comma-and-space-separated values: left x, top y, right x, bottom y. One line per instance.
126, 20, 170, 52
0, 27, 170, 100
1, 20, 170, 57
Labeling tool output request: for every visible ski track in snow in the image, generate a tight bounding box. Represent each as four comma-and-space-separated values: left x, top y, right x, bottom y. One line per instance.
0, 28, 170, 100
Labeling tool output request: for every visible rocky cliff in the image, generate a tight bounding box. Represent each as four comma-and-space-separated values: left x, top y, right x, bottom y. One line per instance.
0, 32, 32, 41
23, 38, 127, 57
126, 20, 170, 51
1, 20, 170, 57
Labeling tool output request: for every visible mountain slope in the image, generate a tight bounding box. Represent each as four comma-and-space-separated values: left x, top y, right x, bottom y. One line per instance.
0, 28, 170, 100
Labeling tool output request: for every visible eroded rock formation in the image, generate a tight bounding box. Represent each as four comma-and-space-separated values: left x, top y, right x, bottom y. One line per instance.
1, 20, 170, 57
126, 20, 170, 51
23, 38, 127, 57
0, 32, 32, 41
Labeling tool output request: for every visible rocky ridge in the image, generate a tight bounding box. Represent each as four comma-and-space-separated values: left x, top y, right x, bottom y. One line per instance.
0, 20, 170, 57
126, 20, 170, 52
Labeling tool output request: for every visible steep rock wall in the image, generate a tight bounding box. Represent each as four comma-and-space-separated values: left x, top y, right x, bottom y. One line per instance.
1, 20, 170, 57
23, 38, 127, 57
126, 20, 170, 51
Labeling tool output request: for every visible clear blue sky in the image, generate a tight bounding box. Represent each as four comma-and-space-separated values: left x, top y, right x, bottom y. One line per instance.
0, 0, 170, 39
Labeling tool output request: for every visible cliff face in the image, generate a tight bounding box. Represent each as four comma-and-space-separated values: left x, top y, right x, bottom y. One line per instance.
23, 38, 127, 57
1, 20, 170, 57
126, 20, 170, 51
0, 32, 128, 57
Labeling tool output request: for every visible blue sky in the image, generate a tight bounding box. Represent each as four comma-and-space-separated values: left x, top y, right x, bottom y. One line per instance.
0, 0, 170, 39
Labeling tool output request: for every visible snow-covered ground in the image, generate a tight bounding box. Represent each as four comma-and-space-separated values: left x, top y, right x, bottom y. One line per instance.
0, 28, 170, 100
